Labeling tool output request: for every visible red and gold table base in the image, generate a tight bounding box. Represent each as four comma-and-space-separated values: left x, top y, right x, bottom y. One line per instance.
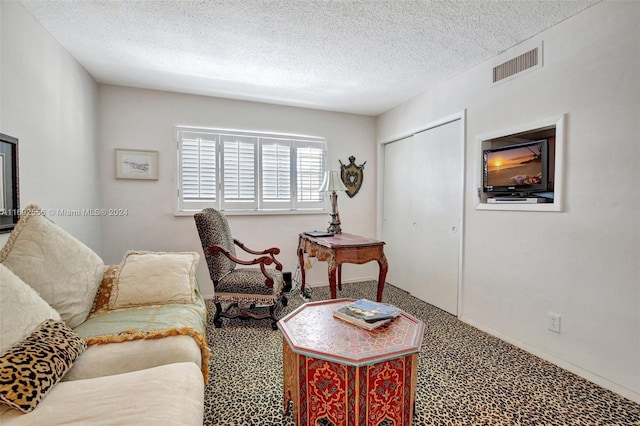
283, 342, 418, 426
279, 299, 424, 426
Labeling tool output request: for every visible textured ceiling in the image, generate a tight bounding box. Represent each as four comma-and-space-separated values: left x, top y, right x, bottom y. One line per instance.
20, 0, 599, 115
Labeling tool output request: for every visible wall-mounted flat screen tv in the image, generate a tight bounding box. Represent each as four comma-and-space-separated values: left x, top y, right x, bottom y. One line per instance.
483, 139, 548, 194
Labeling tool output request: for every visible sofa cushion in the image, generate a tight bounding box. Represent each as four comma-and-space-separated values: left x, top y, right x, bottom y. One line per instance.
0, 205, 104, 328
109, 251, 199, 309
62, 335, 202, 382
0, 362, 204, 425
0, 264, 60, 354
0, 320, 86, 413
75, 287, 210, 382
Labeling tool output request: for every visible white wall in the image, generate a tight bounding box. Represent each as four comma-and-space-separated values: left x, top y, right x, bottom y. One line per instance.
377, 1, 639, 403
0, 1, 101, 252
4, 0, 637, 404
97, 85, 378, 297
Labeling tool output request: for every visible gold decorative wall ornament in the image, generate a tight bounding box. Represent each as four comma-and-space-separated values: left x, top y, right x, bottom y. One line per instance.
339, 156, 366, 198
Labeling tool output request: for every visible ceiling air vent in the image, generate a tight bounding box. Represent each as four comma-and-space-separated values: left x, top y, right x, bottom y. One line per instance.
492, 42, 542, 85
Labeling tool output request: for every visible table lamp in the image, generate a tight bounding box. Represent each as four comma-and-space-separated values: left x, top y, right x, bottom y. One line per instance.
318, 170, 348, 234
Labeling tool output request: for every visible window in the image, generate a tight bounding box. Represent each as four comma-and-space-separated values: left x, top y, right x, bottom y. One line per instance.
177, 127, 326, 213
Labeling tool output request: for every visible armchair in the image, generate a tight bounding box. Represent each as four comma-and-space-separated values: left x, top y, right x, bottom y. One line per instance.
194, 208, 287, 330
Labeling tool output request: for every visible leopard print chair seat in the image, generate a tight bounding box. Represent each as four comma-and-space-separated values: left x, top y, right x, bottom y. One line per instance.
194, 208, 287, 330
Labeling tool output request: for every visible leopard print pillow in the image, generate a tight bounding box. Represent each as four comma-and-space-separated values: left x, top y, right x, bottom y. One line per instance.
0, 319, 87, 413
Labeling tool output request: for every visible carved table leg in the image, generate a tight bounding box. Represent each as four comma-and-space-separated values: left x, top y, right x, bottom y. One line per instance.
376, 251, 388, 303
328, 255, 338, 300
297, 237, 310, 299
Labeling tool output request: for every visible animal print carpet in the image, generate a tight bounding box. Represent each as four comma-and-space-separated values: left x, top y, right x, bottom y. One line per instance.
203, 281, 640, 425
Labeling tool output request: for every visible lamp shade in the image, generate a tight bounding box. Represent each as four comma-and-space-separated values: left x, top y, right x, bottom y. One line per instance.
318, 171, 347, 192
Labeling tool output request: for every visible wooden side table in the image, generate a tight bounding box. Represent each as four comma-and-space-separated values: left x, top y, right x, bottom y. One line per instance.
279, 299, 424, 426
297, 233, 388, 302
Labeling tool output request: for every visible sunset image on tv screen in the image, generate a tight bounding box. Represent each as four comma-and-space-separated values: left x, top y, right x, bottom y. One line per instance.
486, 144, 543, 187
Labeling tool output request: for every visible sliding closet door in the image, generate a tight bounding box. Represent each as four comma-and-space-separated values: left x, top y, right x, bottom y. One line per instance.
382, 119, 462, 315
382, 136, 414, 293
410, 121, 462, 314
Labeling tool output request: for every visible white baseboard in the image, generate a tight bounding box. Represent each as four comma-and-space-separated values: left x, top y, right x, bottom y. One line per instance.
461, 316, 640, 404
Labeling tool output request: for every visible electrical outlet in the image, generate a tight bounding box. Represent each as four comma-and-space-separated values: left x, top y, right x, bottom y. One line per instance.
548, 313, 561, 333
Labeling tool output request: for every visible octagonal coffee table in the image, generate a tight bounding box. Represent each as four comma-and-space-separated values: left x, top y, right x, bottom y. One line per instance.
278, 299, 424, 426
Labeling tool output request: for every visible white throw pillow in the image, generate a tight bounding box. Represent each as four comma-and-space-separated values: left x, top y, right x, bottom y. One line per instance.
109, 251, 199, 309
0, 264, 61, 353
0, 205, 104, 328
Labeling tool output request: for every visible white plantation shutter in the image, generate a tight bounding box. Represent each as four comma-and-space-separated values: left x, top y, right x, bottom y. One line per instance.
176, 127, 326, 213
261, 138, 291, 208
295, 141, 325, 209
221, 135, 257, 209
178, 131, 218, 211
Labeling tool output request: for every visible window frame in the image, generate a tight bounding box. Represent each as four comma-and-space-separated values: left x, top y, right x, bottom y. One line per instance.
176, 126, 327, 215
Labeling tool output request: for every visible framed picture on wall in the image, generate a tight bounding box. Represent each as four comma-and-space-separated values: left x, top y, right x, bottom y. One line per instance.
0, 154, 5, 212
115, 149, 159, 180
0, 133, 19, 233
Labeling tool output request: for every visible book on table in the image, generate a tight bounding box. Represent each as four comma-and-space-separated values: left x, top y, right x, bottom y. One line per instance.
303, 230, 334, 237
332, 299, 402, 330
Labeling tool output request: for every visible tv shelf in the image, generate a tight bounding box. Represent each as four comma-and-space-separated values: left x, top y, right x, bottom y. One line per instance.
486, 196, 551, 204
475, 115, 565, 212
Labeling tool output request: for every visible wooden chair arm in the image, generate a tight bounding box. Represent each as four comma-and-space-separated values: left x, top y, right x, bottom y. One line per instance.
233, 239, 283, 271
234, 239, 280, 256
207, 245, 274, 267
207, 245, 278, 288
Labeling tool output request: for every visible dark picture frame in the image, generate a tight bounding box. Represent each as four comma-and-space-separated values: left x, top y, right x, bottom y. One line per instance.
0, 133, 19, 233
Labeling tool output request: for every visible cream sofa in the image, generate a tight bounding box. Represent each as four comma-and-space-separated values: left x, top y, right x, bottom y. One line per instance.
0, 205, 209, 425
